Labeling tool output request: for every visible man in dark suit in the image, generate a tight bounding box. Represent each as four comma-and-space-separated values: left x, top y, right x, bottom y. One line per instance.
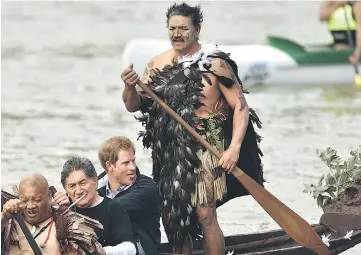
97, 136, 161, 255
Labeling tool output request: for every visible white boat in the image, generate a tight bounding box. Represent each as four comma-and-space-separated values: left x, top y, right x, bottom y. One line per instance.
120, 35, 359, 87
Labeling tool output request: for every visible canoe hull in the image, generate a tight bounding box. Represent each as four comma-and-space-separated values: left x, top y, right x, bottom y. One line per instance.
159, 224, 361, 254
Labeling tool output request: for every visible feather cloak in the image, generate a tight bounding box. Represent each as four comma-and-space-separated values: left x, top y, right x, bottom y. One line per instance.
1, 190, 105, 255
136, 43, 264, 249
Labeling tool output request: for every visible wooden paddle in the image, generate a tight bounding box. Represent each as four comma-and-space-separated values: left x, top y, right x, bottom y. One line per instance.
344, 6, 361, 88
98, 170, 106, 180
136, 80, 330, 255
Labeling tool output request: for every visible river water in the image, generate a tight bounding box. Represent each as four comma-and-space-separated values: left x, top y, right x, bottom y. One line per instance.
2, 1, 361, 253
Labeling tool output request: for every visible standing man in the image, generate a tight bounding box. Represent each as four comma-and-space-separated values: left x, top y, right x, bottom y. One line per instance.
121, 3, 264, 255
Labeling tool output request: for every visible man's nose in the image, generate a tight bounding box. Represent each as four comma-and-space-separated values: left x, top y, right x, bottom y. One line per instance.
75, 185, 83, 194
129, 162, 136, 171
26, 201, 36, 209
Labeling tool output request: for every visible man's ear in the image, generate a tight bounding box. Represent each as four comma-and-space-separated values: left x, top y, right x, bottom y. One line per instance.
196, 26, 201, 35
105, 161, 112, 172
47, 189, 53, 204
48, 189, 52, 199
92, 177, 99, 189
195, 26, 201, 41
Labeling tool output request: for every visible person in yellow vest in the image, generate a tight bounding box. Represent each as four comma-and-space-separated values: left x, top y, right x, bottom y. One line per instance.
319, 1, 361, 64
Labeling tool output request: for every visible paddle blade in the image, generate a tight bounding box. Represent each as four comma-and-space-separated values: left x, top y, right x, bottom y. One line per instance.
354, 74, 361, 88
232, 169, 330, 255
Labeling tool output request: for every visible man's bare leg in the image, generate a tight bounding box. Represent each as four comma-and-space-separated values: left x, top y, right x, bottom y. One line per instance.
173, 206, 225, 255
194, 157, 225, 255
196, 205, 225, 255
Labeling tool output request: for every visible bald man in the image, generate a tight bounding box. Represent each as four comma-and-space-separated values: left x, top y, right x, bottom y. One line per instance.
1, 174, 65, 254
1, 174, 104, 255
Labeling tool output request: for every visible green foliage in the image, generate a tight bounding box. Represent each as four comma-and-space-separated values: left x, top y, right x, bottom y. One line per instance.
200, 113, 225, 150
303, 146, 361, 209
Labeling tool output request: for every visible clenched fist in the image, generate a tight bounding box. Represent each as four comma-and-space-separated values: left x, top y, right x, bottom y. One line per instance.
121, 64, 140, 87
53, 190, 70, 206
1, 199, 24, 220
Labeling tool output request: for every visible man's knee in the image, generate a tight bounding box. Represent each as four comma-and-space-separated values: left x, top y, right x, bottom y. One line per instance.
195, 205, 216, 227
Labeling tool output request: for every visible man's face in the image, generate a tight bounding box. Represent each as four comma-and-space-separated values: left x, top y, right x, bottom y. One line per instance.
168, 15, 200, 51
64, 169, 98, 208
19, 185, 52, 225
108, 149, 137, 186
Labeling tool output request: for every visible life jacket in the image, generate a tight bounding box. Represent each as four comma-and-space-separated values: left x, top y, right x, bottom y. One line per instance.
328, 4, 357, 45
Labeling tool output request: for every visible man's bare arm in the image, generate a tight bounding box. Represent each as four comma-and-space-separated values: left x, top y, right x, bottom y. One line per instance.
122, 59, 154, 112
215, 58, 249, 149
319, 1, 340, 21
122, 83, 141, 113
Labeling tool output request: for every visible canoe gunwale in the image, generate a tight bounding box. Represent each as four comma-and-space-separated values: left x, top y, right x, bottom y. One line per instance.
159, 218, 361, 255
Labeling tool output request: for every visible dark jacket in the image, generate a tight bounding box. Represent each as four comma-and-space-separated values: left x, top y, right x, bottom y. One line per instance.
98, 168, 161, 255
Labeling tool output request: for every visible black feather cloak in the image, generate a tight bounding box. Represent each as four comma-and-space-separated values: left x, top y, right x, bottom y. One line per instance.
136, 44, 264, 249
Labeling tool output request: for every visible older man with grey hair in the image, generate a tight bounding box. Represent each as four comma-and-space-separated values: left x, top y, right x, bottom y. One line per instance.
61, 156, 137, 255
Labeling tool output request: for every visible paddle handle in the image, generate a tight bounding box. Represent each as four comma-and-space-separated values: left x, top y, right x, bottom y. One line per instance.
343, 6, 361, 78
49, 186, 57, 197
98, 171, 107, 180
13, 213, 43, 255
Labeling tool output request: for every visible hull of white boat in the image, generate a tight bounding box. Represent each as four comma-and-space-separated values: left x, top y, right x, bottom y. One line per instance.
120, 38, 359, 87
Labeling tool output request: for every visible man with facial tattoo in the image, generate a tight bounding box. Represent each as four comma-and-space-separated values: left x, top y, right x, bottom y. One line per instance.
121, 3, 264, 255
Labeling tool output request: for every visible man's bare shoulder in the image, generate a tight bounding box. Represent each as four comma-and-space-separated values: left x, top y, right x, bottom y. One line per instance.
208, 56, 240, 88
140, 49, 175, 85
154, 49, 174, 59
354, 1, 361, 18
152, 49, 176, 68
209, 57, 233, 76
209, 57, 224, 71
